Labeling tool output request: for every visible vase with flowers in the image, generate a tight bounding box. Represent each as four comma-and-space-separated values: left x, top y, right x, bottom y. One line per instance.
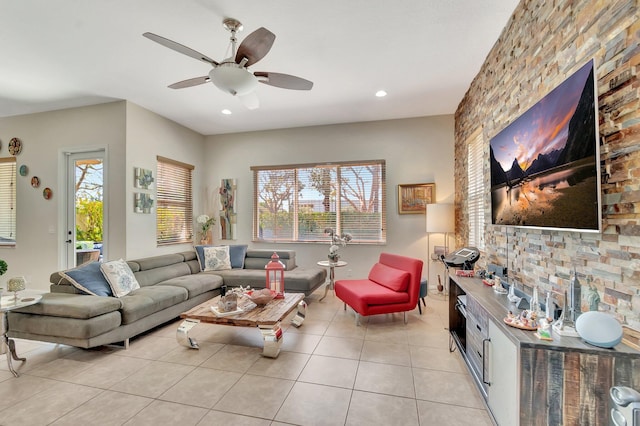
196, 214, 216, 244
324, 227, 352, 263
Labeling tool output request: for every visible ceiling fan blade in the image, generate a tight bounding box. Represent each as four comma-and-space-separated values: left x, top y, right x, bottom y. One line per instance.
168, 76, 210, 89
143, 32, 219, 66
235, 27, 275, 67
238, 91, 260, 110
254, 72, 313, 90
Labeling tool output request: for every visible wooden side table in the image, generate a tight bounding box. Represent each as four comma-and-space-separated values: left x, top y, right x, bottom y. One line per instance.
317, 260, 347, 301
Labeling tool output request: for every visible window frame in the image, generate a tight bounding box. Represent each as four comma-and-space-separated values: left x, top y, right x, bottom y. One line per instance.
467, 129, 485, 249
251, 159, 386, 244
0, 157, 17, 246
156, 156, 194, 246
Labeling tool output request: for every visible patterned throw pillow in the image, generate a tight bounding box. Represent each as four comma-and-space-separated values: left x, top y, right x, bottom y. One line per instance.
203, 246, 232, 271
194, 244, 248, 270
100, 259, 140, 297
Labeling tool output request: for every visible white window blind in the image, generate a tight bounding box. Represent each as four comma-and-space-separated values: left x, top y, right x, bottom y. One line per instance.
0, 157, 16, 245
156, 156, 194, 245
468, 130, 485, 249
252, 160, 386, 244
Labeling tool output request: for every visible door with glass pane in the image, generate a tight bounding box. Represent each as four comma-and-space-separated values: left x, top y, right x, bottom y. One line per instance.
65, 151, 105, 268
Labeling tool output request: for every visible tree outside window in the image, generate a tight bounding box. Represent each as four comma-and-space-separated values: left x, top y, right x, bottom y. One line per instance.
252, 160, 386, 244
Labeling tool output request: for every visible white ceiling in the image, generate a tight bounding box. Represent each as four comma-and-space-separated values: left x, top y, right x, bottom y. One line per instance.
0, 0, 519, 136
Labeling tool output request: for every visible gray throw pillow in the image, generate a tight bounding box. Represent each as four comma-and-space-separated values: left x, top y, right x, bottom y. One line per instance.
61, 261, 113, 296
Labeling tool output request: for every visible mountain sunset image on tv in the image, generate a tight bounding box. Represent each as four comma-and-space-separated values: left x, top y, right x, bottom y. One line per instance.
489, 59, 601, 232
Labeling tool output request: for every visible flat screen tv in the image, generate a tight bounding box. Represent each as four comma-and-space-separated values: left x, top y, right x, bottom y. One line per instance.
489, 59, 601, 232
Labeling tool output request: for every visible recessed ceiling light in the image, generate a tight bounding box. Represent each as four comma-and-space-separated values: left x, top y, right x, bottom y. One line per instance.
375, 90, 387, 98
221, 109, 232, 115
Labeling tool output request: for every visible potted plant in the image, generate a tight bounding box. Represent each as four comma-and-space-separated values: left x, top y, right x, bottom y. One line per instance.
0, 259, 7, 292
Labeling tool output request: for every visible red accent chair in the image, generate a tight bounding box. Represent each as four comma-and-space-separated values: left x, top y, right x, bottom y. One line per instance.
334, 253, 424, 324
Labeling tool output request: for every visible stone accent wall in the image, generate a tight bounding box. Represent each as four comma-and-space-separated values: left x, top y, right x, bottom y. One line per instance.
454, 0, 640, 329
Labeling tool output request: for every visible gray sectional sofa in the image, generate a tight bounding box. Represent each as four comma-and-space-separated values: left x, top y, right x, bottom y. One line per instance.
7, 248, 326, 349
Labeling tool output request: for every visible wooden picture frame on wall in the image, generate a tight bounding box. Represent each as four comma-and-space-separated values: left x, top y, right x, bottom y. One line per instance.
398, 183, 435, 214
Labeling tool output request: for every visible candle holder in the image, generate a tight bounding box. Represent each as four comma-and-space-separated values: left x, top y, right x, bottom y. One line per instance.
7, 276, 26, 302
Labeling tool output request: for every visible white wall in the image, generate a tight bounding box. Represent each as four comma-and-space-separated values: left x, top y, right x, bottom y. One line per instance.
204, 115, 455, 288
124, 102, 206, 259
0, 105, 454, 293
0, 102, 127, 291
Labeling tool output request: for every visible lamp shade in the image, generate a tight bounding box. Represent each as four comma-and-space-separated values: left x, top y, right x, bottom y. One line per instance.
426, 203, 455, 233
209, 64, 258, 96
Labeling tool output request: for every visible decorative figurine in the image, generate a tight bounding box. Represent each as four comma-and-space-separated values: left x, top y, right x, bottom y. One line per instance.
587, 283, 600, 311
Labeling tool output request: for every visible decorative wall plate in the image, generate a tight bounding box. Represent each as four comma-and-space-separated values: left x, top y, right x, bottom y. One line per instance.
31, 176, 40, 188
8, 137, 22, 155
43, 187, 53, 200
19, 164, 28, 176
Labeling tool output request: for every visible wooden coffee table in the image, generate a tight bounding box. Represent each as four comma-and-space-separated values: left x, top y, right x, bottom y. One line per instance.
177, 292, 306, 358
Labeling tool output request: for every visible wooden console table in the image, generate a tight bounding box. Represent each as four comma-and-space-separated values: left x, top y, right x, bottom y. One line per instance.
449, 275, 640, 425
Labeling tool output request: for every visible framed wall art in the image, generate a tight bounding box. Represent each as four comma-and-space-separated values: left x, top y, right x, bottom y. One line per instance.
134, 167, 154, 189
134, 192, 154, 214
398, 183, 435, 214
219, 178, 237, 240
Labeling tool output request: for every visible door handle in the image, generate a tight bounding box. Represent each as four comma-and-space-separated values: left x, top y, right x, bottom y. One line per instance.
65, 239, 72, 244
482, 338, 491, 386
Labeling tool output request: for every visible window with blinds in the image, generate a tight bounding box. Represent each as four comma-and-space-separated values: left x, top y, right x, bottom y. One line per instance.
467, 130, 485, 249
0, 157, 16, 245
252, 160, 386, 244
156, 156, 194, 245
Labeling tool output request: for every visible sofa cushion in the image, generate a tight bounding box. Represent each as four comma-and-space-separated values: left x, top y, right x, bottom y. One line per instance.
244, 249, 296, 270
10, 292, 122, 319
134, 253, 185, 270
101, 259, 141, 297
211, 267, 326, 294
158, 273, 224, 298
336, 279, 410, 306
119, 285, 188, 324
133, 263, 192, 287
368, 263, 410, 292
203, 246, 232, 271
8, 311, 122, 340
195, 245, 248, 270
60, 261, 113, 297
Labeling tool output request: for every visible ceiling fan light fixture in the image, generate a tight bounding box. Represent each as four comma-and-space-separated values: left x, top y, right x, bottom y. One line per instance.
375, 90, 387, 98
209, 64, 258, 96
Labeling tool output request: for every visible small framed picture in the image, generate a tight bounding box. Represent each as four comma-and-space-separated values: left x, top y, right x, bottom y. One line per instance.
134, 192, 154, 214
134, 167, 154, 189
398, 183, 435, 214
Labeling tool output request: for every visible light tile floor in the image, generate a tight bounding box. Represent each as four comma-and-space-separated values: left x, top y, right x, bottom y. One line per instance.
0, 289, 493, 425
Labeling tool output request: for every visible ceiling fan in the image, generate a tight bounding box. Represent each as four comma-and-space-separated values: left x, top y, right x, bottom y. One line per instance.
143, 18, 313, 109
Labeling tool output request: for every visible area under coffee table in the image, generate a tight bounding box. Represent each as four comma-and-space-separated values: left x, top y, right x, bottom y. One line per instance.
177, 292, 306, 358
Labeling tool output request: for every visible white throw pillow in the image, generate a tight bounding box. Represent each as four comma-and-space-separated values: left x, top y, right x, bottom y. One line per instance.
100, 259, 140, 297
204, 246, 232, 271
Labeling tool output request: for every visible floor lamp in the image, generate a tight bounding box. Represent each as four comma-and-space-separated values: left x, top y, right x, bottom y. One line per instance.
426, 203, 455, 295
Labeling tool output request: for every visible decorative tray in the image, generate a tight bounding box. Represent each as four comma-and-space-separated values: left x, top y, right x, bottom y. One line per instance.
503, 317, 537, 331
210, 306, 244, 317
